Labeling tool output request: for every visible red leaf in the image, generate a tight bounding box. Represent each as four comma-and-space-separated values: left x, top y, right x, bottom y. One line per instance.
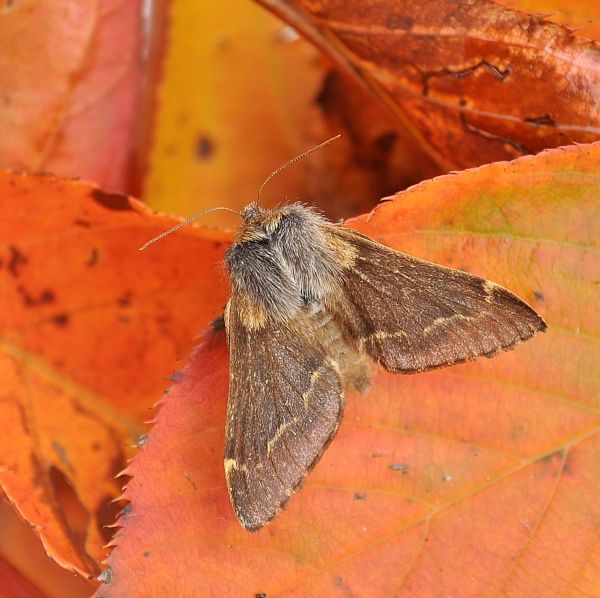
0, 0, 143, 191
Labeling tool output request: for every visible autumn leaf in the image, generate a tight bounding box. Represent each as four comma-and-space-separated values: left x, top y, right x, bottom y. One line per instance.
0, 499, 95, 598
0, 172, 231, 578
258, 0, 600, 170
511, 0, 600, 39
0, 556, 48, 598
142, 0, 439, 225
2, 0, 600, 595
97, 143, 599, 596
0, 0, 143, 192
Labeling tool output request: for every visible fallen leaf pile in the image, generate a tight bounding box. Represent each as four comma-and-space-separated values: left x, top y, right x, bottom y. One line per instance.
0, 1, 598, 596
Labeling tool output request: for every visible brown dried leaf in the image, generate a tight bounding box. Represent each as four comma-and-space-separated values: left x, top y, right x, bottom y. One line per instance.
259, 0, 600, 169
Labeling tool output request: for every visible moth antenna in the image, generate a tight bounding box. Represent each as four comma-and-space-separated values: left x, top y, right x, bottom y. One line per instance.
139, 207, 242, 251
257, 134, 341, 204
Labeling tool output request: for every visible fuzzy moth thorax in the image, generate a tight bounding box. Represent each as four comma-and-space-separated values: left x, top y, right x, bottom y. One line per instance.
225, 203, 342, 323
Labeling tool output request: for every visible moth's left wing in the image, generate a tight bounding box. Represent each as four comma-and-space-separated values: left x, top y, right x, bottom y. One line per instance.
224, 295, 344, 530
325, 226, 546, 373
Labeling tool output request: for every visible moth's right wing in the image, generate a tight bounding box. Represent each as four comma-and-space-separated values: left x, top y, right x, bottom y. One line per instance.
224, 294, 344, 531
325, 226, 546, 373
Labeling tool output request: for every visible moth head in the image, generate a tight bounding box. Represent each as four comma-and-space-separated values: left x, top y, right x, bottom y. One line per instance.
139, 135, 341, 255
234, 202, 286, 244
241, 201, 261, 222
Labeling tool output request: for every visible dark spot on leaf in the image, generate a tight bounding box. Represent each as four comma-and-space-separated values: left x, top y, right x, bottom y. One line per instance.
118, 291, 132, 307
8, 245, 28, 277
255, 594, 267, 598
333, 575, 345, 587
74, 219, 91, 227
374, 131, 397, 154
371, 451, 390, 458
510, 422, 526, 440
184, 472, 197, 490
90, 188, 131, 211
91, 441, 101, 451
524, 114, 555, 127
534, 290, 544, 301
155, 312, 171, 325
143, 551, 151, 558
389, 463, 409, 474
196, 135, 216, 159
353, 492, 368, 500
314, 71, 338, 115
211, 315, 225, 331
386, 14, 413, 30
86, 247, 99, 267
51, 313, 70, 327
17, 285, 55, 307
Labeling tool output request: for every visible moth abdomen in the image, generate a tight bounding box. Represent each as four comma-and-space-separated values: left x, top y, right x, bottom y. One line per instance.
313, 308, 372, 392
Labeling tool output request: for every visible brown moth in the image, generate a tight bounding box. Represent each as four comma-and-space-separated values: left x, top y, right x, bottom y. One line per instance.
221, 202, 545, 530
141, 139, 547, 532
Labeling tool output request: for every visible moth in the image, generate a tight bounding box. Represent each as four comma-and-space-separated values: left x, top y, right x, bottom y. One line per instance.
141, 138, 547, 532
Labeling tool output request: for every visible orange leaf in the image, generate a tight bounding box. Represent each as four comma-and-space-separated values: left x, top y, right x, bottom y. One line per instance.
0, 172, 230, 575
0, 0, 143, 191
97, 143, 599, 595
511, 0, 600, 40
258, 0, 600, 170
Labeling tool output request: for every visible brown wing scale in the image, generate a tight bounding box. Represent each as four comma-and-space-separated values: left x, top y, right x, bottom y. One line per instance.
326, 226, 547, 373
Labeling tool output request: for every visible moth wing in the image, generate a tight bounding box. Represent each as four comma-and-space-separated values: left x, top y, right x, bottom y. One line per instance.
224, 294, 344, 531
326, 226, 547, 373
